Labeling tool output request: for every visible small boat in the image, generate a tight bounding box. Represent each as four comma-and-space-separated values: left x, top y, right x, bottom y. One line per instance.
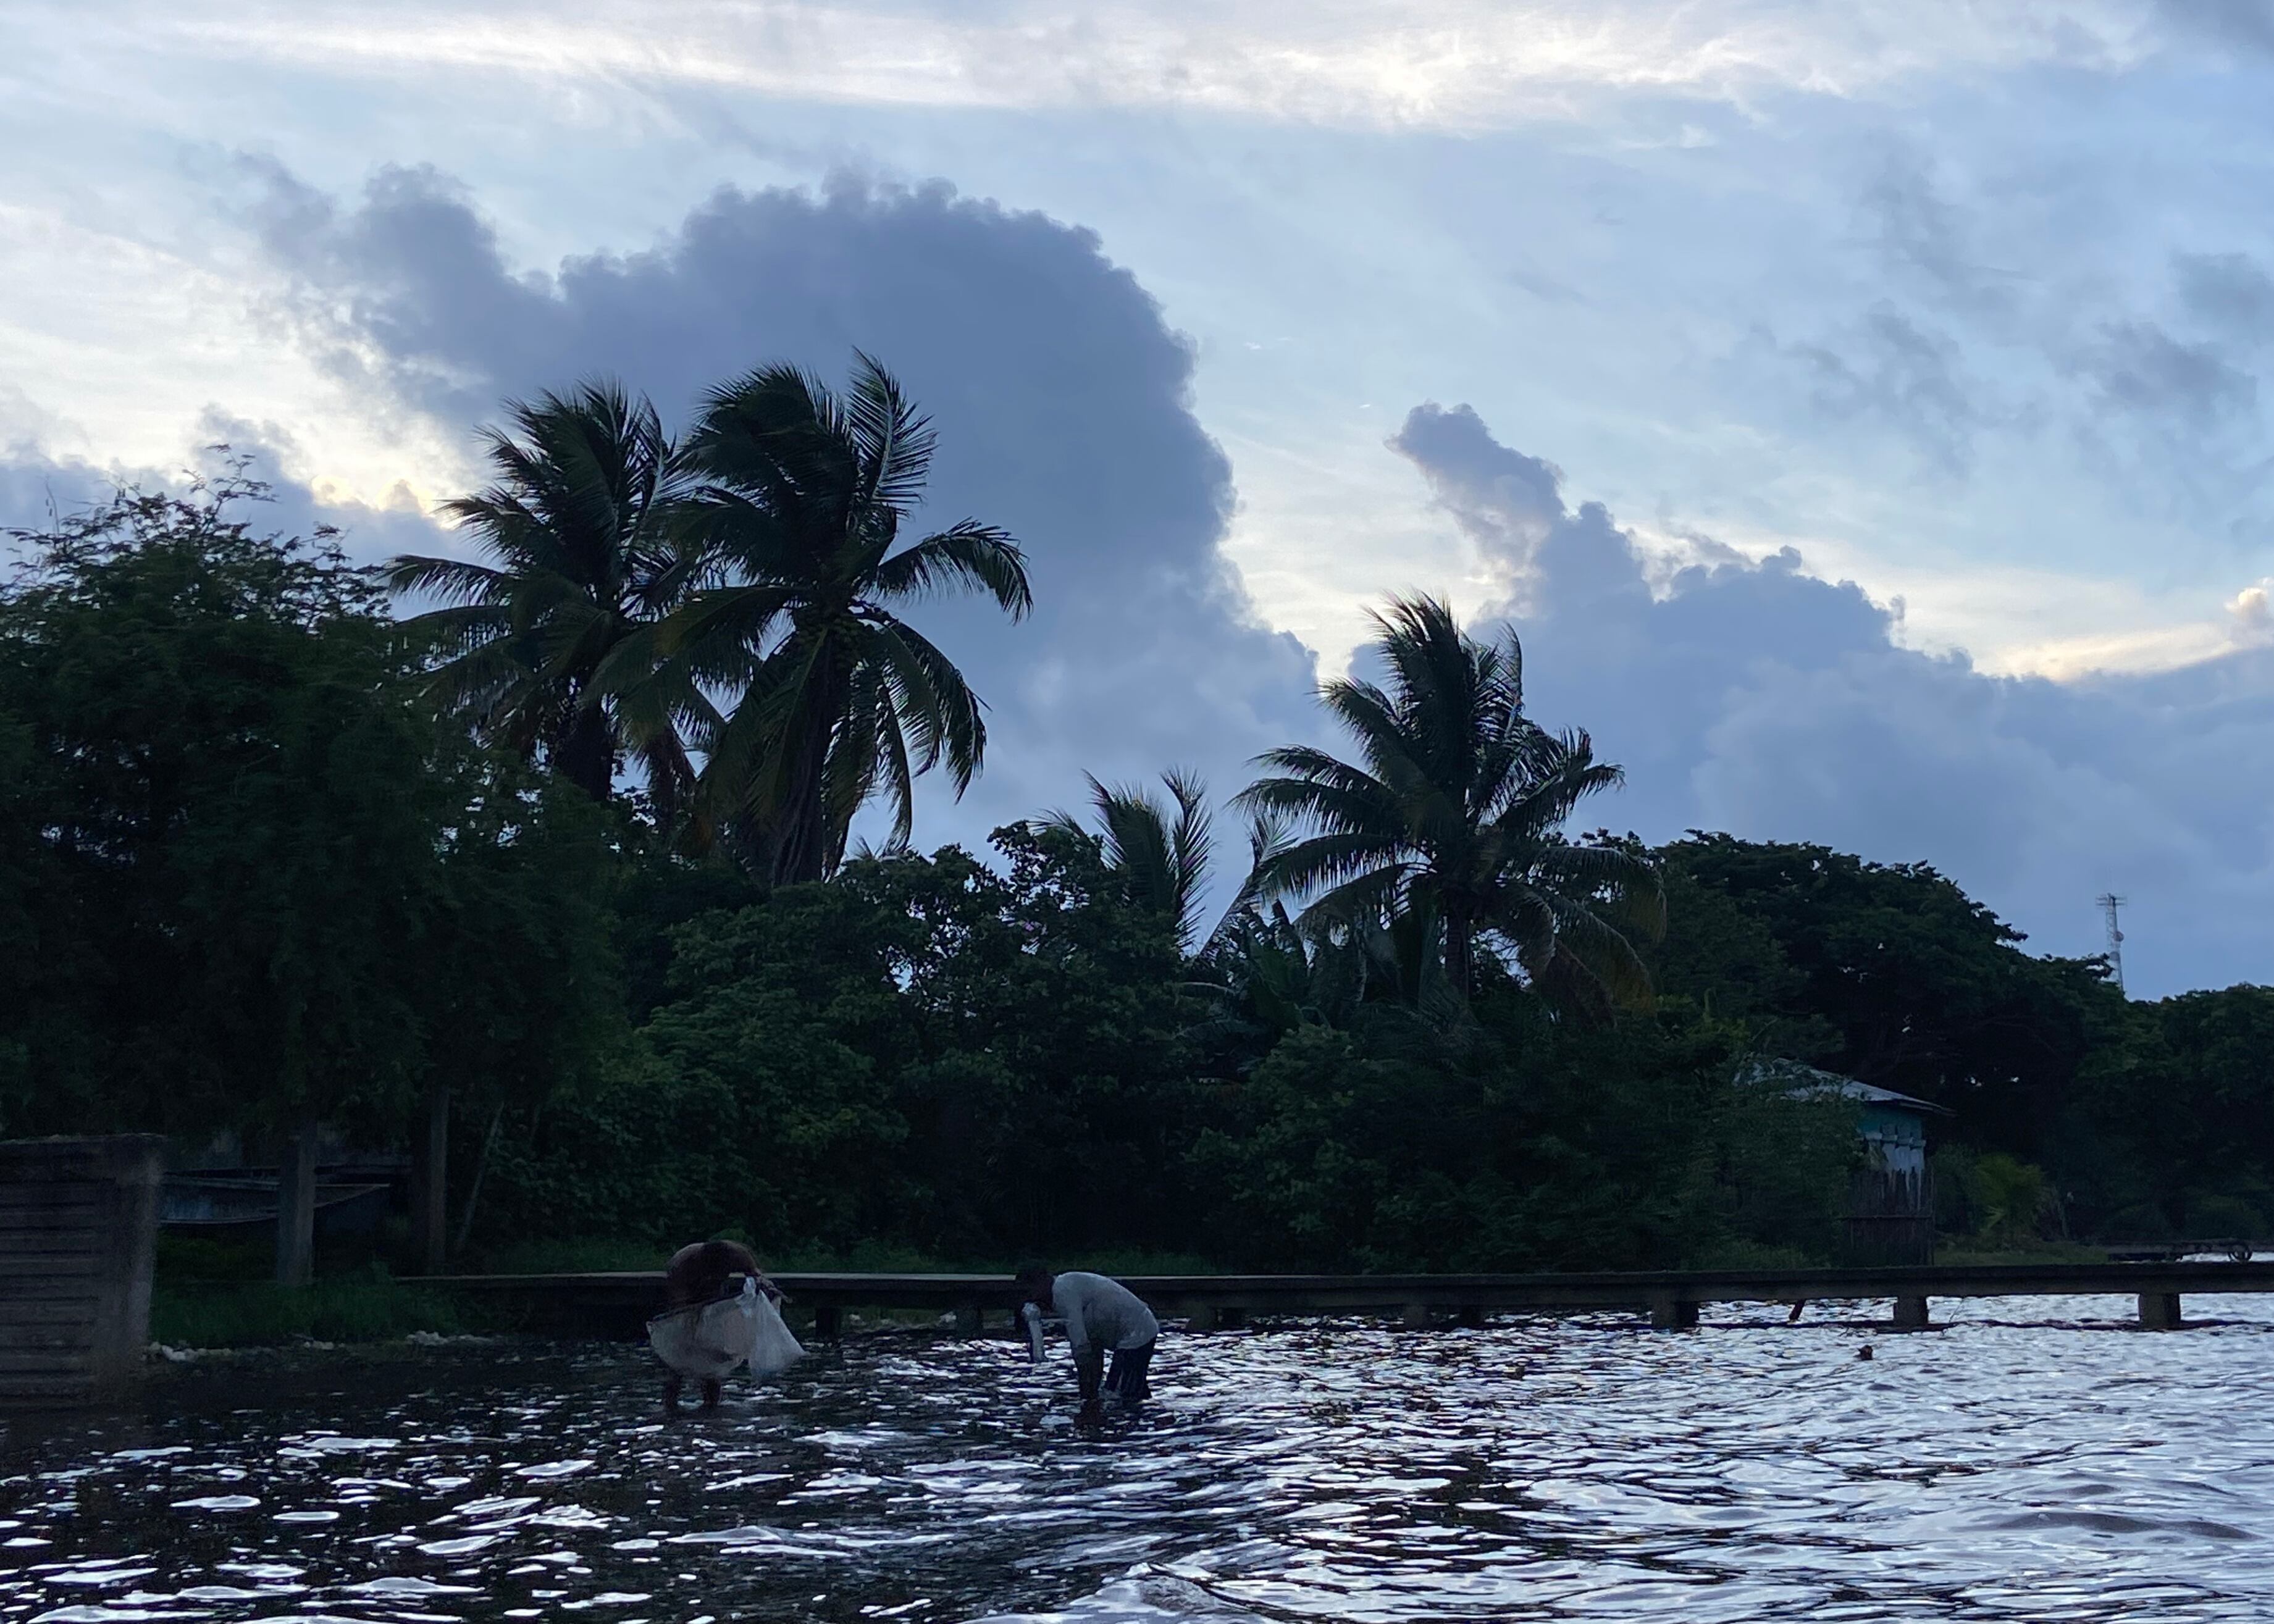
2104, 1237, 2255, 1264
159, 1173, 390, 1239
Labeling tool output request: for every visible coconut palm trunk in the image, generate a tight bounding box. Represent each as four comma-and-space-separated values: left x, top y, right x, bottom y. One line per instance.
553, 704, 618, 804
1443, 896, 1475, 1000
768, 656, 853, 885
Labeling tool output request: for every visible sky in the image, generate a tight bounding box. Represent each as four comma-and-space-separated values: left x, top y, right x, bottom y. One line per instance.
1, 0, 2270, 994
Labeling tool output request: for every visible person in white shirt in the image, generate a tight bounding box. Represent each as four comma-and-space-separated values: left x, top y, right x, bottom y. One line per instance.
1015, 1263, 1159, 1407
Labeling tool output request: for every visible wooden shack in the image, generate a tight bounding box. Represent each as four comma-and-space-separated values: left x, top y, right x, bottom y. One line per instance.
1752, 1060, 1952, 1265
0, 1135, 165, 1405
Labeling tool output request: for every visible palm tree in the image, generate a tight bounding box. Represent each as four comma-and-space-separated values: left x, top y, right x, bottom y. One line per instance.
1043, 769, 1215, 953
386, 381, 703, 812
1235, 594, 1664, 1014
660, 353, 1031, 885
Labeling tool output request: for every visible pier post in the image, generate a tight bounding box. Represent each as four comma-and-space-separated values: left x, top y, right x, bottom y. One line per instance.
274, 1120, 319, 1287
813, 1302, 842, 1339
1648, 1294, 1699, 1331
2138, 1292, 2183, 1330
1187, 1304, 1218, 1333
1892, 1295, 1931, 1330
1457, 1304, 1485, 1328
1401, 1302, 1432, 1330
954, 1304, 981, 1336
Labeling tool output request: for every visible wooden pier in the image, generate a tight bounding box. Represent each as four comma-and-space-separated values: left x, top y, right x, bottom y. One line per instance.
428, 1258, 2274, 1340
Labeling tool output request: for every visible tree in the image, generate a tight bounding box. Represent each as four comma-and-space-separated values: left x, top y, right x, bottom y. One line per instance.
0, 472, 447, 1281
661, 354, 1031, 885
407, 774, 628, 1269
1658, 835, 2109, 1146
1042, 769, 1215, 955
1236, 595, 1662, 1011
387, 381, 705, 816
3, 470, 632, 1282
477, 826, 1199, 1262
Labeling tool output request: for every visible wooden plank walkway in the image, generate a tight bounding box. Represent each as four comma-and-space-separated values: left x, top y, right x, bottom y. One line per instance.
426, 1260, 2274, 1339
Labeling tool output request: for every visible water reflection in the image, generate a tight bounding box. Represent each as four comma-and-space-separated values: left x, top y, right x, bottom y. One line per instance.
4, 1295, 2273, 1621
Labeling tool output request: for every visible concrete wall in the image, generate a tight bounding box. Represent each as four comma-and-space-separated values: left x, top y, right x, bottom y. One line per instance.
0, 1135, 165, 1405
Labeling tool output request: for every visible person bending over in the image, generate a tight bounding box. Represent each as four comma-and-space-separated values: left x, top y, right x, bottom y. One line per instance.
658, 1238, 778, 1410
1016, 1263, 1159, 1409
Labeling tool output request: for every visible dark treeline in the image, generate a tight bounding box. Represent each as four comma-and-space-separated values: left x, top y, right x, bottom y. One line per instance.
2, 359, 2268, 1279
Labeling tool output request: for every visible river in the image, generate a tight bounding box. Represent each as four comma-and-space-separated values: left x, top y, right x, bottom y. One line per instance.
5, 1294, 2273, 1622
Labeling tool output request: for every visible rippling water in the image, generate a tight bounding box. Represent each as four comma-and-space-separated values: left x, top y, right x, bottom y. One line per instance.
6, 1294, 2274, 1622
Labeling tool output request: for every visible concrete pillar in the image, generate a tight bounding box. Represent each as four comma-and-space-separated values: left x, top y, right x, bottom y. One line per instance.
1401, 1302, 1432, 1330
953, 1304, 981, 1336
2139, 1292, 2183, 1330
1648, 1294, 1700, 1331
1892, 1295, 1931, 1330
274, 1121, 319, 1287
813, 1302, 842, 1339
1, 1135, 165, 1406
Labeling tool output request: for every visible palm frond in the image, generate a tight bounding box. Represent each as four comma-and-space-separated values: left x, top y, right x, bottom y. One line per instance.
844, 351, 939, 516
868, 522, 1033, 619
865, 618, 986, 793
385, 554, 514, 606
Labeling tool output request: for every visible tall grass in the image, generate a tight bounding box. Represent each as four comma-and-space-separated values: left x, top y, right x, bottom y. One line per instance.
151, 1266, 480, 1347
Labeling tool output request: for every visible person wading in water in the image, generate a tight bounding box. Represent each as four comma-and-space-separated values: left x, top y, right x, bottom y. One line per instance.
655, 1239, 779, 1410
1016, 1264, 1159, 1412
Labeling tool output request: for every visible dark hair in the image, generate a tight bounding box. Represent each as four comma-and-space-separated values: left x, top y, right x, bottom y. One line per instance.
1013, 1262, 1053, 1299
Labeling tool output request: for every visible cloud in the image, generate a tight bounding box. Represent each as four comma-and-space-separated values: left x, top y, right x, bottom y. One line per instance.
2082, 320, 2257, 427
1391, 399, 2274, 995
2155, 0, 2274, 56
0, 430, 448, 566
1748, 305, 1986, 475
1756, 148, 2274, 526
248, 162, 1320, 848
1863, 159, 2021, 318
124, 1, 2157, 132
2176, 251, 2274, 340
2233, 577, 2274, 642
0, 456, 116, 539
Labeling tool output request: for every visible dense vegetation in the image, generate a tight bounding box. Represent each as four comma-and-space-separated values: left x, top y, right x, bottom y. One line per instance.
2, 361, 2267, 1293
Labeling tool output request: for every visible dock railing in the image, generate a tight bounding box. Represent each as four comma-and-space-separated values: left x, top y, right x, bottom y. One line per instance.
428, 1258, 2274, 1339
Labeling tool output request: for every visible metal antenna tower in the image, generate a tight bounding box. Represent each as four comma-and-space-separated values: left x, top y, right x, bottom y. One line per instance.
2096, 893, 2126, 993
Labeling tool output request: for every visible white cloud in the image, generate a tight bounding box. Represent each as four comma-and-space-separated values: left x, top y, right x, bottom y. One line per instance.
36, 0, 2170, 132
2233, 577, 2274, 643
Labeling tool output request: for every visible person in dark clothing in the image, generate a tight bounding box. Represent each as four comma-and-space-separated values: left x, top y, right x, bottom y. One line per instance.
658, 1239, 776, 1410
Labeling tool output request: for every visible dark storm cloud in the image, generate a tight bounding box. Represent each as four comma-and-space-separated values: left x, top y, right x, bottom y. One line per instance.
248, 162, 1320, 844
1391, 400, 2274, 995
